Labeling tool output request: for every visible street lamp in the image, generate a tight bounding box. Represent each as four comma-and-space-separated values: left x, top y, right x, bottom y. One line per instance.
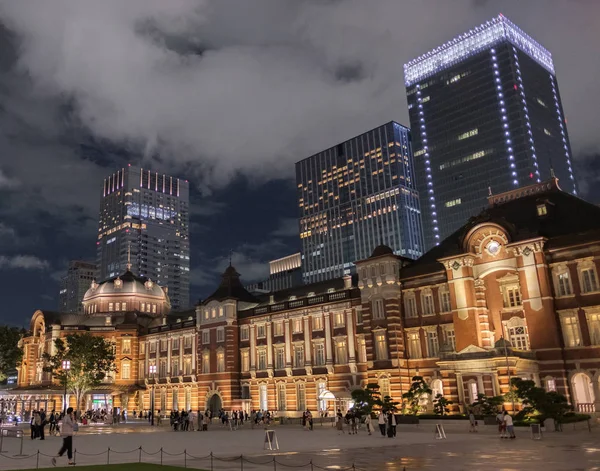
148, 365, 157, 426
62, 360, 71, 415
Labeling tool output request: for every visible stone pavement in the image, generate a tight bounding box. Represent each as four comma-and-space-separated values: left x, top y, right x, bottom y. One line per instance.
0, 420, 598, 470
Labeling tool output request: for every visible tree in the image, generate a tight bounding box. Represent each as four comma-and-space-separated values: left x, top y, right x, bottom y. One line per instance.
510, 378, 571, 424
43, 333, 116, 411
351, 383, 381, 417
402, 376, 432, 415
433, 394, 453, 416
471, 393, 504, 416
379, 394, 401, 414
0, 326, 23, 381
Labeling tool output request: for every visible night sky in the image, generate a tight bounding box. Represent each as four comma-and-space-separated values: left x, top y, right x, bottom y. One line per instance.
0, 1, 599, 327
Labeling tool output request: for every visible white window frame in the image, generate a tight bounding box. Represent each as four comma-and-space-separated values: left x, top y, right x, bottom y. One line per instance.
202, 351, 210, 374
241, 349, 250, 372
202, 330, 210, 345
277, 382, 286, 411
293, 318, 303, 333
404, 293, 417, 318
293, 344, 305, 368
216, 349, 225, 373
372, 299, 385, 320
374, 331, 388, 360
426, 329, 439, 357
335, 338, 348, 364
257, 324, 266, 339
578, 260, 599, 294
257, 349, 267, 370
379, 376, 391, 398
504, 316, 530, 350
585, 309, 600, 346
553, 265, 573, 297
240, 326, 249, 341
559, 310, 582, 347
439, 286, 451, 313
333, 312, 345, 328
275, 346, 285, 369
312, 316, 324, 331
121, 361, 130, 380
406, 330, 422, 359
498, 274, 522, 309
313, 341, 325, 366
421, 290, 435, 316
216, 327, 225, 343
274, 321, 284, 336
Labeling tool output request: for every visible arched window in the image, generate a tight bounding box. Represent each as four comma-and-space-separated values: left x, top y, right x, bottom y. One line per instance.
504, 317, 530, 350
431, 379, 444, 398
379, 377, 391, 399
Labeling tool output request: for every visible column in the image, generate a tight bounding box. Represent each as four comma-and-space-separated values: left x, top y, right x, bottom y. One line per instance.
346, 310, 356, 363
456, 373, 465, 412
167, 337, 172, 375
303, 317, 312, 367
284, 319, 292, 368
492, 372, 500, 396
266, 323, 273, 370
144, 341, 148, 379
179, 336, 183, 376
250, 325, 256, 371
324, 313, 333, 365
477, 374, 485, 396
191, 334, 196, 373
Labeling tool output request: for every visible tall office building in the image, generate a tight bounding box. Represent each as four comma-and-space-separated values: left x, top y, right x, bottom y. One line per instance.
296, 121, 424, 284
245, 253, 303, 294
404, 14, 577, 249
96, 165, 190, 310
58, 260, 97, 313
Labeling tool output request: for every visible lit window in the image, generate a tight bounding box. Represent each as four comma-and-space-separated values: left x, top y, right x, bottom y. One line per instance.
407, 331, 422, 359
257, 325, 266, 339
335, 339, 348, 364
545, 378, 556, 392
184, 336, 192, 349
122, 302, 127, 311
121, 362, 130, 380
457, 128, 478, 140
505, 317, 530, 350
241, 350, 250, 372
183, 357, 192, 375
426, 330, 439, 357
444, 198, 462, 208
293, 318, 303, 333
559, 312, 581, 347
469, 382, 478, 403
202, 352, 210, 373
274, 322, 284, 336
334, 312, 345, 328
379, 377, 391, 398
216, 350, 225, 372
277, 383, 286, 411
115, 302, 120, 311
537, 204, 547, 216
122, 339, 131, 355
372, 299, 385, 320
503, 287, 522, 308
297, 383, 306, 411
585, 311, 600, 345
374, 332, 388, 360
440, 150, 487, 170
312, 316, 323, 331
109, 303, 114, 312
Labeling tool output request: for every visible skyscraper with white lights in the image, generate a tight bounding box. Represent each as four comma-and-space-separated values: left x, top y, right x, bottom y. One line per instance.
404, 14, 577, 249
96, 165, 190, 310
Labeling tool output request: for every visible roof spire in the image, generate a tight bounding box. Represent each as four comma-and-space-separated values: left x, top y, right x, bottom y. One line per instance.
126, 242, 132, 271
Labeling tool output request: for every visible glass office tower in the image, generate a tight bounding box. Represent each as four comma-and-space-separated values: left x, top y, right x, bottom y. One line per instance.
96, 165, 190, 310
404, 14, 577, 249
296, 121, 424, 284
59, 260, 97, 313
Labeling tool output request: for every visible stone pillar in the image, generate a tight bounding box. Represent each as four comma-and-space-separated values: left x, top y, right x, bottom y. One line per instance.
250, 325, 256, 371
266, 323, 273, 369
346, 310, 356, 363
303, 317, 312, 367
167, 337, 172, 375
477, 374, 485, 396
474, 280, 493, 349
284, 319, 292, 373
179, 336, 183, 376
192, 335, 196, 373
492, 372, 500, 396
324, 313, 333, 365
456, 373, 465, 412
592, 378, 600, 412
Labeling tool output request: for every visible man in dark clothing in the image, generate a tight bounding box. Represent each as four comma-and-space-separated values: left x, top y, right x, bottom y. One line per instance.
39, 409, 46, 440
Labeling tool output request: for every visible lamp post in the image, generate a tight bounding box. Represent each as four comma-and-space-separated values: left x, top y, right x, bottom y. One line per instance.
62, 360, 71, 415
149, 365, 156, 426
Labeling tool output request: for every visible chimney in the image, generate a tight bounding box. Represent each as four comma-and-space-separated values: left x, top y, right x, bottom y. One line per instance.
343, 275, 352, 290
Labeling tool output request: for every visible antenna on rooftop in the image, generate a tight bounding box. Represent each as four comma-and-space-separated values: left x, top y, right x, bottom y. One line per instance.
126, 242, 132, 271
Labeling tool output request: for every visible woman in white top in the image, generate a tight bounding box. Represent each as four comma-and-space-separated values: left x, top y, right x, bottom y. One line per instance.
364, 414, 373, 435
377, 411, 386, 437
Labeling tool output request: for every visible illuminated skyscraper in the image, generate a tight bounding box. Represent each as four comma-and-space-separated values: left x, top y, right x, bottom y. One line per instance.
296, 121, 424, 284
59, 260, 97, 313
96, 165, 190, 310
404, 14, 577, 249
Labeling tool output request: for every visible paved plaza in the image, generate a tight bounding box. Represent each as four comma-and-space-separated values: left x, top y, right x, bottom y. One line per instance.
0, 420, 598, 470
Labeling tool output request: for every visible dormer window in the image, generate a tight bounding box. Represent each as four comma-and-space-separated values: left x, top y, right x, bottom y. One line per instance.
537, 204, 547, 216
289, 296, 297, 301
327, 288, 335, 293
307, 292, 315, 297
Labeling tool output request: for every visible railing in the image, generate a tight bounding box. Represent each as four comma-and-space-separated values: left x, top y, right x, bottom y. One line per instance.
576, 403, 595, 413
243, 289, 357, 317
0, 446, 368, 470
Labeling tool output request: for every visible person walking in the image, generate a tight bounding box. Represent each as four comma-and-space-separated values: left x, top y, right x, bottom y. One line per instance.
468, 410, 478, 433
365, 413, 373, 435
503, 411, 516, 439
49, 410, 57, 436
377, 411, 386, 437
52, 407, 76, 467
336, 410, 344, 434
307, 410, 314, 431
387, 411, 396, 438
496, 410, 506, 438
39, 409, 46, 440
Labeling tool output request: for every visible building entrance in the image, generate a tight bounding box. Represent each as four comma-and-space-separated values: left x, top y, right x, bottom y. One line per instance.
208, 394, 222, 414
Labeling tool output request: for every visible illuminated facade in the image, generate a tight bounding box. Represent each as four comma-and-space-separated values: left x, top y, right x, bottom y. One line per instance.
59, 260, 97, 313
404, 14, 577, 250
296, 121, 424, 284
96, 165, 190, 310
13, 179, 600, 416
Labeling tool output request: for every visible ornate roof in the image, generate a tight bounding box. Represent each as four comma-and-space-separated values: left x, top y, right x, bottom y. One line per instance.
82, 270, 169, 303
370, 244, 395, 258
203, 265, 260, 305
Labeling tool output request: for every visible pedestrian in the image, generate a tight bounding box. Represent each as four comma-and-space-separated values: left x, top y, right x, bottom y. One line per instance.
52, 407, 77, 467
49, 410, 57, 436
503, 411, 516, 439
377, 411, 386, 437
496, 410, 506, 438
336, 410, 344, 434
468, 410, 478, 433
39, 409, 46, 440
198, 411, 204, 431
307, 410, 313, 431
364, 413, 373, 435
387, 411, 396, 438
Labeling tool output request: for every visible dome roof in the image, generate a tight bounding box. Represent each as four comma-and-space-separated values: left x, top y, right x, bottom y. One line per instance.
370, 244, 394, 258
82, 270, 169, 304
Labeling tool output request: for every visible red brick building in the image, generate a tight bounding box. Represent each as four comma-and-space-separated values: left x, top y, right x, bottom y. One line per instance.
11, 178, 600, 416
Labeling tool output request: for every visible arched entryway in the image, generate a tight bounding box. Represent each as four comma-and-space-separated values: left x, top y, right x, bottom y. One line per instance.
208, 394, 222, 414
572, 372, 595, 412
